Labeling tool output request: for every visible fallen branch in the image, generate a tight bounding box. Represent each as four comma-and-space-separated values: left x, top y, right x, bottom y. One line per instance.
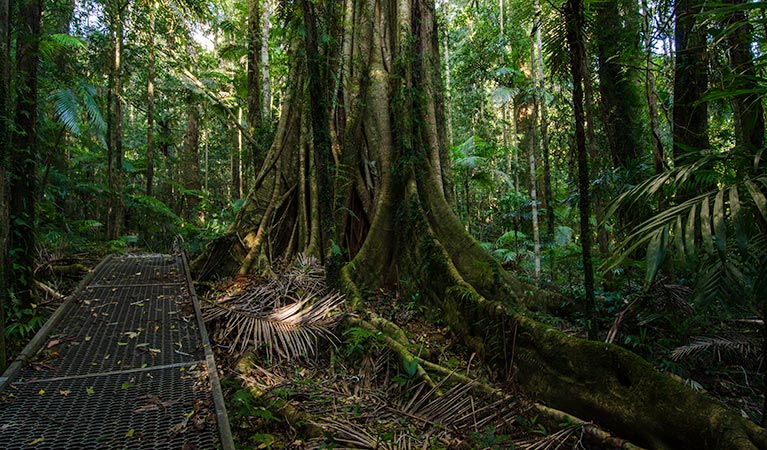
35, 280, 64, 300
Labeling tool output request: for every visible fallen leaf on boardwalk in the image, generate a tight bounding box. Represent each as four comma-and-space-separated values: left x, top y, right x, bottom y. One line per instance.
117, 342, 128, 346
123, 331, 140, 339
125, 428, 135, 437
84, 336, 92, 341
28, 436, 44, 445
121, 383, 135, 390
46, 339, 61, 349
38, 389, 45, 395
86, 386, 95, 395
59, 390, 71, 396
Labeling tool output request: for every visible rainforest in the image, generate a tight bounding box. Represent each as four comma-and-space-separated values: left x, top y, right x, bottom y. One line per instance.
2, 0, 767, 448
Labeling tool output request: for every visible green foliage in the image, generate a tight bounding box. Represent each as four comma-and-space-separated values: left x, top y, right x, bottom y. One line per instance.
342, 326, 380, 357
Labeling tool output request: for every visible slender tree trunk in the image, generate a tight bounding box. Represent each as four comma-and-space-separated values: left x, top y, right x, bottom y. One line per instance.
9, 0, 42, 308
643, 0, 664, 179
260, 0, 271, 121
535, 0, 554, 241
529, 36, 541, 280
107, 2, 124, 240
146, 1, 156, 196
248, 0, 263, 175
566, 0, 596, 338
233, 110, 242, 199
0, 0, 11, 371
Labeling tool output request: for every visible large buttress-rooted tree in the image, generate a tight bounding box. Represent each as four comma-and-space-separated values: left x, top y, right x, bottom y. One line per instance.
193, 0, 767, 447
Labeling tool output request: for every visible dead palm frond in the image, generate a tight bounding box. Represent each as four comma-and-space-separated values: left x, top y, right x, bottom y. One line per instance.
513, 424, 580, 450
671, 335, 760, 362
203, 254, 345, 360
312, 379, 518, 449
397, 380, 517, 434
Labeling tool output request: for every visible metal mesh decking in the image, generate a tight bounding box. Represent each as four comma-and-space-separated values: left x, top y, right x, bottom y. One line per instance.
0, 253, 233, 450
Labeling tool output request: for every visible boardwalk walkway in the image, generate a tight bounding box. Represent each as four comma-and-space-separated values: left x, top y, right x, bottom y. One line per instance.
0, 253, 233, 449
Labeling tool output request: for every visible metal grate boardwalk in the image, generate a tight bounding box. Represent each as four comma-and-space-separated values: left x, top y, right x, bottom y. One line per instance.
0, 253, 234, 450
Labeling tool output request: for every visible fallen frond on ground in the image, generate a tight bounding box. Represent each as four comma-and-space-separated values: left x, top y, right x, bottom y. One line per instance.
203, 254, 344, 359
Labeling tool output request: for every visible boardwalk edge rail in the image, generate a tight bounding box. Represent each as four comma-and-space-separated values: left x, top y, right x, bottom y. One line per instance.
182, 250, 235, 450
0, 254, 115, 392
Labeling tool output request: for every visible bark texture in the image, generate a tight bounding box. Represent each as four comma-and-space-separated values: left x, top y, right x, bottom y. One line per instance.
0, 0, 10, 370
193, 0, 767, 447
673, 0, 709, 160
9, 0, 42, 308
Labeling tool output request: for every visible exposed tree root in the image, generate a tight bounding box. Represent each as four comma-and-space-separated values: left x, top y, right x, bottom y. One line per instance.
346, 315, 437, 389
236, 352, 327, 439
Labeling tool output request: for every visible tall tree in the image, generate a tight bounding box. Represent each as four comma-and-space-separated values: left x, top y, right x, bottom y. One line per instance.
260, 0, 271, 121
0, 0, 10, 370
181, 102, 202, 218
9, 0, 43, 309
673, 0, 709, 161
642, 0, 665, 179
594, 0, 644, 168
723, 0, 765, 155
106, 0, 125, 239
146, 0, 156, 196
247, 0, 263, 173
565, 0, 595, 337
535, 0, 554, 240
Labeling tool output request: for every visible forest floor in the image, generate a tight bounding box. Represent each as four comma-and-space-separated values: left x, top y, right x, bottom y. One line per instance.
9, 251, 765, 448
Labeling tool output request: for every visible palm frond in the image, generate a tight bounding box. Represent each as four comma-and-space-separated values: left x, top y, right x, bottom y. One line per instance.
51, 88, 81, 136
78, 81, 107, 142
513, 424, 578, 450
671, 335, 759, 362
204, 254, 344, 360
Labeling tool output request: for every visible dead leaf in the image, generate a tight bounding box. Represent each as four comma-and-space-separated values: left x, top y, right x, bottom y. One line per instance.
59, 390, 71, 396
46, 340, 61, 349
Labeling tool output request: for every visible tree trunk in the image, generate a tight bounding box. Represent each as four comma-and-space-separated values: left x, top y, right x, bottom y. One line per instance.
181, 104, 201, 219
643, 0, 665, 179
248, 0, 263, 176
260, 0, 271, 121
673, 0, 709, 161
566, 0, 596, 338
9, 0, 42, 309
0, 0, 11, 371
535, 0, 554, 241
529, 36, 541, 280
107, 2, 124, 240
594, 0, 644, 169
146, 0, 156, 196
193, 0, 767, 447
232, 110, 242, 199
724, 0, 765, 156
